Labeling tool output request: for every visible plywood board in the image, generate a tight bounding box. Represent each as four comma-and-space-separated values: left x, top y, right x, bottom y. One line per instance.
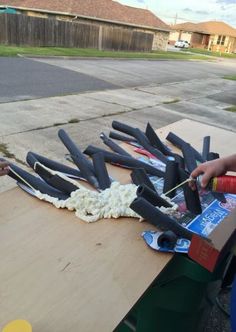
157, 119, 236, 158
0, 119, 235, 332
0, 175, 170, 332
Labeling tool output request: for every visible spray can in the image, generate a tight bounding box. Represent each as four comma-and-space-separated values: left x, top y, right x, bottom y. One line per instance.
201, 175, 236, 194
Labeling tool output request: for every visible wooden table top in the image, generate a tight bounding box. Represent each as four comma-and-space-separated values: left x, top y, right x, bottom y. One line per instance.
0, 119, 235, 332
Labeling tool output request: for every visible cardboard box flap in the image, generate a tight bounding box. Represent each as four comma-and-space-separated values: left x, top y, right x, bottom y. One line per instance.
208, 207, 236, 251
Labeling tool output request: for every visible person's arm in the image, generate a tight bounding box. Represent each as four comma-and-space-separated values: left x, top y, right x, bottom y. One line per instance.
190, 154, 236, 188
0, 161, 9, 176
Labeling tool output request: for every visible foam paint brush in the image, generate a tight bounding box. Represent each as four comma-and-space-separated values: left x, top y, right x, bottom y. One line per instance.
58, 129, 95, 173
166, 131, 204, 163
204, 151, 226, 203
112, 120, 142, 137
27, 151, 83, 179
163, 160, 180, 198
33, 162, 79, 194
112, 121, 168, 163
100, 132, 131, 156
84, 145, 165, 178
181, 142, 198, 173
207, 152, 220, 161
145, 122, 174, 156
160, 170, 202, 215
136, 184, 173, 208
202, 136, 210, 161
130, 196, 195, 240
8, 163, 69, 200
109, 131, 137, 143
58, 129, 100, 190
92, 152, 111, 190
70, 154, 100, 190
131, 168, 156, 192
178, 168, 202, 215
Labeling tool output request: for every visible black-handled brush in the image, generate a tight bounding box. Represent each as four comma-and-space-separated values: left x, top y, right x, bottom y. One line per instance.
58, 129, 100, 190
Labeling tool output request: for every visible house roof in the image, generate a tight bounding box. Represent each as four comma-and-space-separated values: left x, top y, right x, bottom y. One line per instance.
172, 21, 236, 38
0, 0, 170, 31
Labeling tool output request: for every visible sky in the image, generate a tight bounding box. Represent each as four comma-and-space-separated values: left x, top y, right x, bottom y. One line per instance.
116, 0, 236, 27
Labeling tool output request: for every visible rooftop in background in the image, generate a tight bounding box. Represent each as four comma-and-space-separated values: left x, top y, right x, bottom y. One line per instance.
171, 21, 236, 38
0, 0, 170, 31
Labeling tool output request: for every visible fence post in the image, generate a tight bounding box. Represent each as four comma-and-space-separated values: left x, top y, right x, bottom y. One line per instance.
98, 25, 103, 51
5, 13, 8, 44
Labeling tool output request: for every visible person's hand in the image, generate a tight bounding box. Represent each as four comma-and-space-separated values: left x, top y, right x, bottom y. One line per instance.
190, 158, 228, 188
0, 161, 9, 176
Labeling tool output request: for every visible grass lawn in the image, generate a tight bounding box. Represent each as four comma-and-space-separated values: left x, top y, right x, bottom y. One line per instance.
223, 75, 236, 81
182, 47, 236, 58
225, 106, 236, 112
0, 44, 212, 60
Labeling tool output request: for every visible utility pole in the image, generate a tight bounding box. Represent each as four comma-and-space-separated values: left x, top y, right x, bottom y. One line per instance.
174, 13, 178, 25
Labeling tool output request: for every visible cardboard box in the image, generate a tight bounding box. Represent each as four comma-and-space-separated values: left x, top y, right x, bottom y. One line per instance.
155, 119, 236, 272
189, 208, 236, 272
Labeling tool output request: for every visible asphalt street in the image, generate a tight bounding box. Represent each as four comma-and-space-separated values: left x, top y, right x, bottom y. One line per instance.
1, 57, 236, 103
0, 57, 118, 103
35, 56, 236, 88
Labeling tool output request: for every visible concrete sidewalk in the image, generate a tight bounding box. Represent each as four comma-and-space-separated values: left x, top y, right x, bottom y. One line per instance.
0, 77, 236, 193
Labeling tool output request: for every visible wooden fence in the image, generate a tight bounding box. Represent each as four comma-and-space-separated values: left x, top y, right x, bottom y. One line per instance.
0, 13, 154, 51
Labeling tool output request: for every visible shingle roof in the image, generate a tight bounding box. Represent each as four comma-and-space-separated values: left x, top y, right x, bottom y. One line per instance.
172, 21, 236, 38
0, 0, 170, 30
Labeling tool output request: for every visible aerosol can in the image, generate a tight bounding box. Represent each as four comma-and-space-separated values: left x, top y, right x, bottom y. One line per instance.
199, 175, 236, 195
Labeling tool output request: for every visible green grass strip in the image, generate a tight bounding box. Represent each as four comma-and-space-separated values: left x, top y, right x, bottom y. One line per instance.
0, 45, 212, 60
182, 47, 236, 58
223, 75, 236, 81
225, 106, 236, 112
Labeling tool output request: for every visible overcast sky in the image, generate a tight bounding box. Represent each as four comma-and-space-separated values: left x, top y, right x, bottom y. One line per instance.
116, 0, 236, 27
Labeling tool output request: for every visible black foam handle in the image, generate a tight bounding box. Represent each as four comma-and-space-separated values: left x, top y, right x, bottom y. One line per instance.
204, 151, 226, 203
136, 184, 172, 208
174, 154, 185, 169
109, 131, 137, 143
58, 129, 94, 173
58, 129, 101, 189
130, 197, 193, 240
92, 152, 111, 190
207, 152, 220, 161
71, 154, 100, 190
181, 142, 197, 173
100, 132, 131, 157
134, 128, 168, 164
34, 163, 78, 194
145, 122, 173, 156
112, 121, 168, 163
157, 230, 178, 249
131, 168, 156, 192
202, 136, 210, 161
179, 168, 202, 215
163, 160, 180, 198
26, 151, 83, 178
112, 121, 136, 137
166, 132, 204, 162
8, 163, 68, 200
84, 145, 165, 178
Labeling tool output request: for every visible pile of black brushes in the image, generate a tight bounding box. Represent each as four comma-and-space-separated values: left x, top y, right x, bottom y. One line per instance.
5, 120, 225, 242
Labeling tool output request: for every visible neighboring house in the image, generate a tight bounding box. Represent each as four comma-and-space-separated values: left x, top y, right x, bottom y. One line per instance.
0, 0, 170, 50
169, 21, 236, 53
